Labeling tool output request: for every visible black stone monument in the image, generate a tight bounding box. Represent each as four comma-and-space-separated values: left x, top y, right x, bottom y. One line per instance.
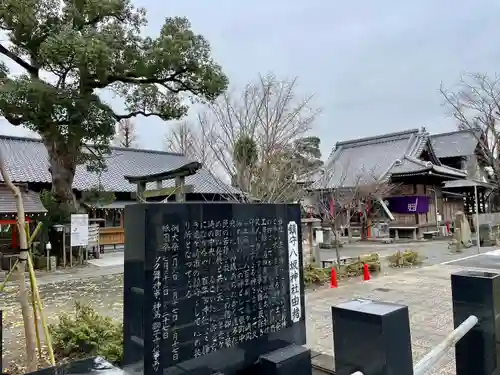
451, 270, 500, 375
331, 299, 413, 375
123, 203, 307, 375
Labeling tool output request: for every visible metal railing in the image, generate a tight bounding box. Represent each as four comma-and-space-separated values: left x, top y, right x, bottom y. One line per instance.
413, 315, 478, 375
349, 315, 478, 375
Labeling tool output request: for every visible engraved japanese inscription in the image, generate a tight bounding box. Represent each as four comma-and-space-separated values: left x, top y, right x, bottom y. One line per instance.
287, 221, 302, 323
141, 204, 304, 373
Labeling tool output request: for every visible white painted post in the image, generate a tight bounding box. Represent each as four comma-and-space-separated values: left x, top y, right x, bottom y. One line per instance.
413, 315, 478, 375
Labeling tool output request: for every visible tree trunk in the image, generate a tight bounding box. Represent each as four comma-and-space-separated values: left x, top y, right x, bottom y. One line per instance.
46, 145, 78, 262
47, 148, 78, 213
0, 152, 38, 372
332, 225, 342, 271
361, 221, 367, 241
235, 162, 250, 194
360, 212, 368, 241
346, 208, 352, 243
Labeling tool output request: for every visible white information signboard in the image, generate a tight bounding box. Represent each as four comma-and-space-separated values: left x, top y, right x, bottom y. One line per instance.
70, 214, 89, 247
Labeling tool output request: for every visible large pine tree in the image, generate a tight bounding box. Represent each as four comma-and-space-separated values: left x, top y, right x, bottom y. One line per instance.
0, 0, 228, 213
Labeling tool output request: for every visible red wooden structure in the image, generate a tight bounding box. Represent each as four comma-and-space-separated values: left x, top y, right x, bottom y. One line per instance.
0, 217, 32, 249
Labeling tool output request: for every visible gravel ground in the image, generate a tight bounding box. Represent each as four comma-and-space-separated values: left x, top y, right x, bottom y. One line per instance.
1, 274, 124, 371
0, 255, 453, 373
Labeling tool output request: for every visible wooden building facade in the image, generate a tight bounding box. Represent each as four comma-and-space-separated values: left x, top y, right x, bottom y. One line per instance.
311, 128, 478, 239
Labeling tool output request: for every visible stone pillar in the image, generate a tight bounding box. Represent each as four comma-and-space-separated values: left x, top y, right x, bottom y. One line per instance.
332, 299, 413, 375
306, 222, 314, 264
312, 244, 321, 267
301, 238, 311, 265
451, 270, 500, 375
323, 228, 333, 244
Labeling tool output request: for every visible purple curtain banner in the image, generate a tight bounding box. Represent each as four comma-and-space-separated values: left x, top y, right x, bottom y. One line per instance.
387, 196, 430, 214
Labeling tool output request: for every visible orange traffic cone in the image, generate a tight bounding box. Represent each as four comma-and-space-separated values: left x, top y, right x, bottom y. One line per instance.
330, 268, 338, 288
363, 263, 371, 281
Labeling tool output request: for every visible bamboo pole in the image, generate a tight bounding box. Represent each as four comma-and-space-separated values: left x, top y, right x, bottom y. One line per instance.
28, 260, 42, 360
25, 221, 44, 359
27, 254, 55, 365
0, 259, 18, 292
27, 222, 54, 364
0, 153, 37, 372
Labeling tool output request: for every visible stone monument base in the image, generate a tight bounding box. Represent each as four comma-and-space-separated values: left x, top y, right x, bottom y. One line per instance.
23, 353, 334, 375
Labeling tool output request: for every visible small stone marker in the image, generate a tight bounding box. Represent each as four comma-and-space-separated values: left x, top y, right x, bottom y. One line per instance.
452, 270, 500, 375
332, 299, 413, 375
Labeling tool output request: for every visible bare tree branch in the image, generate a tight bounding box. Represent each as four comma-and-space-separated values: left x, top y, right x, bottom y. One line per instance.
184, 73, 323, 203
440, 73, 500, 183
164, 114, 216, 171
313, 165, 397, 237
163, 73, 324, 204
113, 119, 138, 148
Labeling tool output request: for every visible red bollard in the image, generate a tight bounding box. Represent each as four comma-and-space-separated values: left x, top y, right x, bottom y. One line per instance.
330, 268, 338, 288
363, 263, 371, 281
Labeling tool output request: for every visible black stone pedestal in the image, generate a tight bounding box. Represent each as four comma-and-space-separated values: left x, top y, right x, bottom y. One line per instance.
175, 363, 224, 375
259, 345, 312, 375
451, 270, 500, 375
24, 357, 125, 375
332, 299, 413, 375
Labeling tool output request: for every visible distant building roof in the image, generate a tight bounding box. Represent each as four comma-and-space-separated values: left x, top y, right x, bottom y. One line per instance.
430, 129, 481, 159
443, 179, 495, 190
0, 185, 47, 214
0, 135, 238, 195
313, 128, 469, 190
316, 129, 427, 188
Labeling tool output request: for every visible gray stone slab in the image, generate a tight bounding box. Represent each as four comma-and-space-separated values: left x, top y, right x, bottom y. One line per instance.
311, 353, 335, 372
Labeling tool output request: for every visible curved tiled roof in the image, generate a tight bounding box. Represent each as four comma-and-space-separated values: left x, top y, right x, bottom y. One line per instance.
391, 156, 467, 178
319, 129, 426, 188
0, 185, 47, 213
0, 135, 238, 195
430, 130, 481, 158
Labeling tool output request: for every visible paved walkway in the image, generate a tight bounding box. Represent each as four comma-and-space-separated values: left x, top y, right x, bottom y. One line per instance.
305, 262, 493, 375
87, 252, 124, 267
0, 263, 124, 286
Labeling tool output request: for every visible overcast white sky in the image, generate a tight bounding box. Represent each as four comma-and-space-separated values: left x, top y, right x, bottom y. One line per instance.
2, 0, 500, 157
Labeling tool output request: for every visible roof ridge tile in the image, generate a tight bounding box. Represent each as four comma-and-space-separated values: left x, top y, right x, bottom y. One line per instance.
430, 129, 481, 138
0, 135, 237, 195
0, 133, 185, 157
335, 128, 419, 149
